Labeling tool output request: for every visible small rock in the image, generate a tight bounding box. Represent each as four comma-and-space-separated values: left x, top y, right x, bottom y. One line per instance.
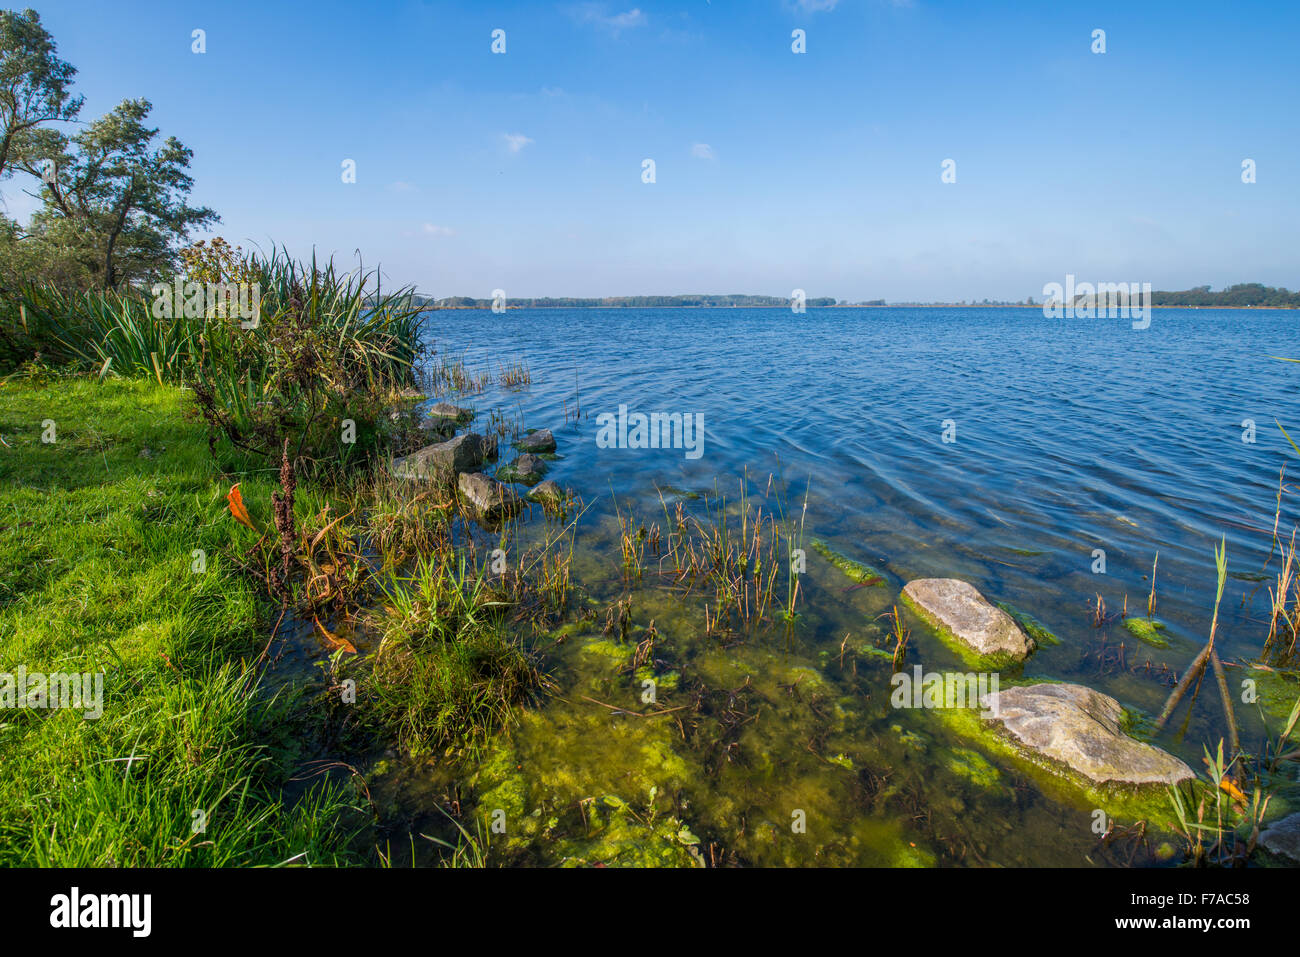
981, 682, 1194, 787
391, 432, 485, 480
500, 453, 547, 486
515, 428, 556, 453
425, 401, 472, 426
528, 479, 567, 506
458, 471, 521, 521
902, 578, 1034, 662
1260, 811, 1300, 862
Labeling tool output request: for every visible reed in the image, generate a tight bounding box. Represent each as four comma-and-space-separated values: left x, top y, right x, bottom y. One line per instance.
1264, 529, 1299, 664
498, 359, 532, 389
423, 351, 491, 396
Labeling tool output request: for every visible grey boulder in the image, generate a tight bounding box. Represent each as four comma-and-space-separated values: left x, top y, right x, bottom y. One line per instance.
391, 432, 486, 480
515, 428, 556, 453
981, 682, 1194, 787
902, 578, 1034, 662
458, 471, 521, 520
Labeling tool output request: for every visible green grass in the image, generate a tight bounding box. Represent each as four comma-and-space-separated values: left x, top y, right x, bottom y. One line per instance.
0, 376, 363, 866
365, 553, 541, 757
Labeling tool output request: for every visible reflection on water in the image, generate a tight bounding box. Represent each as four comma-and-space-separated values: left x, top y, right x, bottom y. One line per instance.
371, 306, 1300, 866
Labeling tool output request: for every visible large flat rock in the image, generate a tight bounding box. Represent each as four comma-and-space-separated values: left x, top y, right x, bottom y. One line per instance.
902, 578, 1034, 662
391, 432, 485, 480
981, 682, 1194, 787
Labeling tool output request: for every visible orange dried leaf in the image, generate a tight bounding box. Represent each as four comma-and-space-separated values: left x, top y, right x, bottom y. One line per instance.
1219, 778, 1247, 804
314, 617, 357, 654
227, 484, 256, 531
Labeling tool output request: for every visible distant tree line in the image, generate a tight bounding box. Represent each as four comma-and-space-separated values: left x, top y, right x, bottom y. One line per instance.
1149, 284, 1300, 308
422, 294, 838, 309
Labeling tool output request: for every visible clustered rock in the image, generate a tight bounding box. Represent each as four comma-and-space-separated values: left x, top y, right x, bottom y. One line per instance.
389, 403, 568, 522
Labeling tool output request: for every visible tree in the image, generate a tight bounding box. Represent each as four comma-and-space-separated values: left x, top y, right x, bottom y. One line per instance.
0, 8, 80, 182
21, 98, 217, 289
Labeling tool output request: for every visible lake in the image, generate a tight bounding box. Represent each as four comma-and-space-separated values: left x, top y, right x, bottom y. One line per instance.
388, 305, 1300, 866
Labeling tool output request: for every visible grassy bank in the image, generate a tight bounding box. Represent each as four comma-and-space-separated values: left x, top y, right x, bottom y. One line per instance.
0, 376, 363, 865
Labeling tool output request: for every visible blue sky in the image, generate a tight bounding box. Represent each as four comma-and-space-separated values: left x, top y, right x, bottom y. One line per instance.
6, 0, 1299, 300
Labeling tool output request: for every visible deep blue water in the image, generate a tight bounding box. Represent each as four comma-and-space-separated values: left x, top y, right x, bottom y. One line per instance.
423, 305, 1300, 696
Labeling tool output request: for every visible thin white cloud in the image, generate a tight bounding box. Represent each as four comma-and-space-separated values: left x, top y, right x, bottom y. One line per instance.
691, 143, 716, 160
567, 4, 647, 35
503, 133, 534, 153
792, 0, 839, 11
422, 223, 454, 237
390, 181, 417, 192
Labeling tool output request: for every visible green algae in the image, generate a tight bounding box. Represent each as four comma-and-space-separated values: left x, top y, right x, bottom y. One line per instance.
469, 706, 700, 867
892, 723, 930, 753
810, 539, 888, 587
1122, 616, 1169, 648
634, 664, 680, 691
947, 747, 1002, 788
1249, 666, 1300, 725
579, 636, 633, 663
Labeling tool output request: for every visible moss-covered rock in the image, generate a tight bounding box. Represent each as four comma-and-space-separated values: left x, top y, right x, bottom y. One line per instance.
1122, 616, 1169, 648
900, 580, 1034, 669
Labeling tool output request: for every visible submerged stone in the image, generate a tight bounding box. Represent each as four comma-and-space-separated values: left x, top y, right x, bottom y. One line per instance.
1260, 811, 1300, 862
1121, 616, 1169, 648
391, 432, 486, 480
528, 479, 567, 506
981, 682, 1194, 787
902, 578, 1034, 664
457, 471, 521, 520
811, 539, 887, 587
498, 453, 548, 486
422, 402, 473, 434
515, 428, 556, 453
427, 401, 473, 423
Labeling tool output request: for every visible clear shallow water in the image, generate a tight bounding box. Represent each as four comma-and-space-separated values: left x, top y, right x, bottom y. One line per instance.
384, 306, 1300, 866
430, 306, 1299, 655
